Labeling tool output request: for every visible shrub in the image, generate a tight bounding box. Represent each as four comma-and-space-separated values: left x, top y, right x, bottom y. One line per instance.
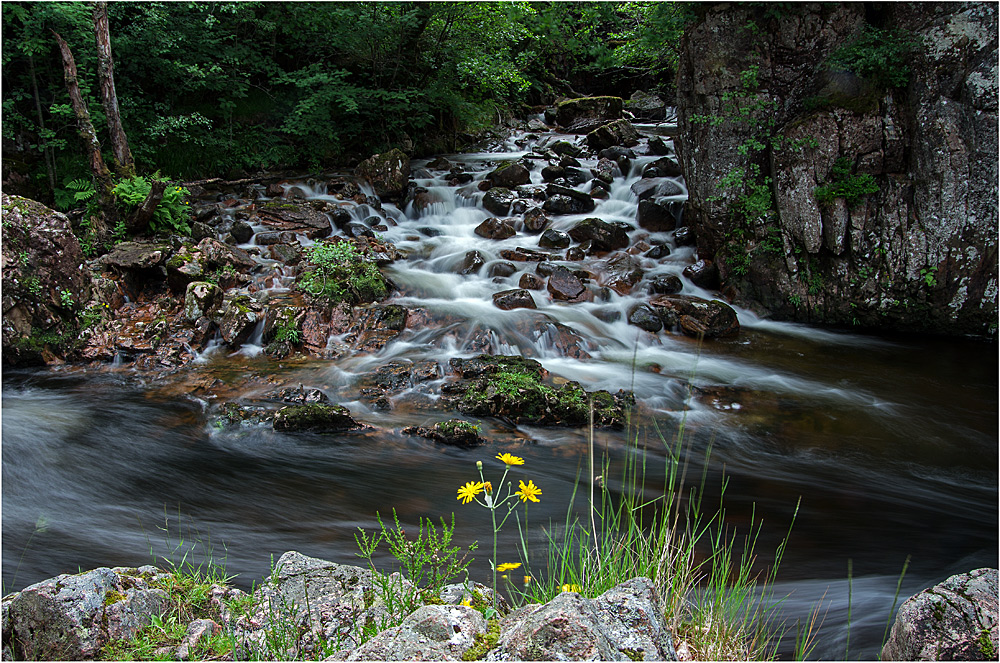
112, 174, 191, 235
827, 26, 920, 90
297, 240, 389, 304
814, 157, 879, 207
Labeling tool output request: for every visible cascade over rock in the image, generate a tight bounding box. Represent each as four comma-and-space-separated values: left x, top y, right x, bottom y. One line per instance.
675, 3, 997, 336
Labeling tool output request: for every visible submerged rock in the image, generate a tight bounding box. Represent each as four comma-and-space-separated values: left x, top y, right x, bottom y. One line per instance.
650, 294, 740, 339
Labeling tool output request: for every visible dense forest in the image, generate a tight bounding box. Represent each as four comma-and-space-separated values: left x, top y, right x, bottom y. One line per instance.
2, 1, 688, 203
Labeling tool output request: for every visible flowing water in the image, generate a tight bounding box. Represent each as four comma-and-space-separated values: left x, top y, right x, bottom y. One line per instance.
3, 124, 997, 660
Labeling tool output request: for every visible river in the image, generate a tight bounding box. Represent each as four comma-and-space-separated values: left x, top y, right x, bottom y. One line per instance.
3, 123, 997, 660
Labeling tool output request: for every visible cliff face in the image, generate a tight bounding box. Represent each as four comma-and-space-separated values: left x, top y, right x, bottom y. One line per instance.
675, 2, 997, 336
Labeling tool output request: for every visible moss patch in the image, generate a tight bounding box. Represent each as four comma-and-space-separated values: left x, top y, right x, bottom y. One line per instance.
461, 618, 501, 661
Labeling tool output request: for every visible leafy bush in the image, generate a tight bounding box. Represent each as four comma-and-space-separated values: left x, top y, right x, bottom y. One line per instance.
112, 174, 191, 235
827, 26, 920, 89
814, 157, 879, 207
297, 240, 389, 304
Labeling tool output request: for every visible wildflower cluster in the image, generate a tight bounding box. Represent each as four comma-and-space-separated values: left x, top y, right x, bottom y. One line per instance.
456, 452, 542, 606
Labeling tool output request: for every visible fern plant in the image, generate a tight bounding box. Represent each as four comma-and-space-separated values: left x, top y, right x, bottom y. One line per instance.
112, 174, 192, 235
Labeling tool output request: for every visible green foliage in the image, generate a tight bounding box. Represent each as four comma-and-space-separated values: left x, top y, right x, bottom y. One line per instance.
920, 266, 938, 288
272, 313, 301, 344
59, 289, 74, 309
355, 510, 477, 616
297, 240, 388, 304
814, 157, 879, 207
827, 26, 920, 89
112, 175, 192, 235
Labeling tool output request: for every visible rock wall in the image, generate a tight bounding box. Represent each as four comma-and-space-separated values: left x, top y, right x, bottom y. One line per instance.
675, 2, 997, 335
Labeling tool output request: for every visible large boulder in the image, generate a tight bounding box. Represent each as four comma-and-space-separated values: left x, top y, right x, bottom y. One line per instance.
627, 90, 668, 121
486, 162, 531, 188
486, 578, 677, 661
342, 605, 486, 661
4, 566, 171, 660
272, 403, 362, 432
250, 201, 333, 239
586, 119, 641, 151
355, 148, 411, 201
555, 96, 624, 133
569, 218, 629, 253
675, 3, 998, 335
650, 294, 740, 338
543, 183, 596, 215
1, 194, 94, 365
882, 568, 998, 661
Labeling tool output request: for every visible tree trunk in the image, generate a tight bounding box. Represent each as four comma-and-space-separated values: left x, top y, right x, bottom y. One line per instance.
28, 55, 57, 197
92, 1, 134, 178
52, 29, 115, 243
125, 179, 166, 235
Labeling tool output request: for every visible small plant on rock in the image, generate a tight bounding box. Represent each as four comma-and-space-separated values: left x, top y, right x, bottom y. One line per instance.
298, 240, 389, 304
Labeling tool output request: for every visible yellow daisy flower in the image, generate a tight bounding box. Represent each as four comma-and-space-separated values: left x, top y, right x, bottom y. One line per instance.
457, 481, 484, 504
496, 562, 521, 572
515, 479, 542, 503
496, 452, 524, 466
561, 584, 581, 593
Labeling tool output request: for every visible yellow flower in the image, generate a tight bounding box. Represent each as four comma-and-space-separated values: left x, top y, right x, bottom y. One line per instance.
496, 452, 524, 466
515, 479, 541, 503
483, 481, 493, 494
496, 562, 521, 572
561, 584, 581, 593
523, 576, 532, 586
457, 481, 484, 504
460, 598, 472, 607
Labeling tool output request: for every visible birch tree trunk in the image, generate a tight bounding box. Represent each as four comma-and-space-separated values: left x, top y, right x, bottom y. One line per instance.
92, 1, 134, 178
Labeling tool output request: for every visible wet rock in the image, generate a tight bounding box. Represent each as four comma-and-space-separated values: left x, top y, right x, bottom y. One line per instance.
486, 162, 531, 188
184, 281, 223, 322
487, 577, 676, 661
269, 243, 302, 265
541, 164, 565, 183
627, 90, 668, 121
630, 178, 684, 201
555, 96, 624, 132
645, 244, 671, 260
402, 419, 485, 448
650, 294, 740, 338
586, 118, 641, 151
550, 140, 584, 157
882, 568, 998, 661
500, 247, 550, 263
492, 288, 536, 310
547, 266, 587, 301
483, 187, 516, 216
355, 148, 410, 201
674, 225, 696, 246
426, 156, 451, 170
252, 201, 333, 239
542, 183, 596, 215
628, 304, 664, 333
539, 228, 571, 250
592, 157, 619, 182
343, 221, 375, 238
682, 259, 721, 290
450, 354, 546, 380
602, 254, 644, 295
569, 218, 629, 253
489, 261, 517, 278
649, 274, 683, 295
219, 295, 264, 346
460, 250, 486, 275
636, 199, 677, 232
350, 304, 408, 352
643, 156, 684, 178
566, 246, 587, 261
522, 207, 548, 233
646, 135, 671, 156
254, 230, 298, 246
519, 273, 545, 290
5, 566, 170, 660
475, 217, 517, 240
272, 403, 361, 432
230, 220, 254, 244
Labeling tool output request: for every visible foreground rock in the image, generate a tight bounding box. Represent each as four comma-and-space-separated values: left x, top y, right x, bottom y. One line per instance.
487, 578, 677, 661
882, 568, 998, 661
3, 566, 171, 660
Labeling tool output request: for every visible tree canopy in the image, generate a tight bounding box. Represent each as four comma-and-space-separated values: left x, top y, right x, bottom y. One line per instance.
2, 1, 692, 206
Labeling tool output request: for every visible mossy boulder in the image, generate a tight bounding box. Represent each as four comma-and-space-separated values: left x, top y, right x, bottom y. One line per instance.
445, 355, 631, 427
272, 403, 362, 433
555, 96, 624, 133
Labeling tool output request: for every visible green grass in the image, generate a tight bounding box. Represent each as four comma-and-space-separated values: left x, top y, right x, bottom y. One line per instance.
504, 409, 806, 661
